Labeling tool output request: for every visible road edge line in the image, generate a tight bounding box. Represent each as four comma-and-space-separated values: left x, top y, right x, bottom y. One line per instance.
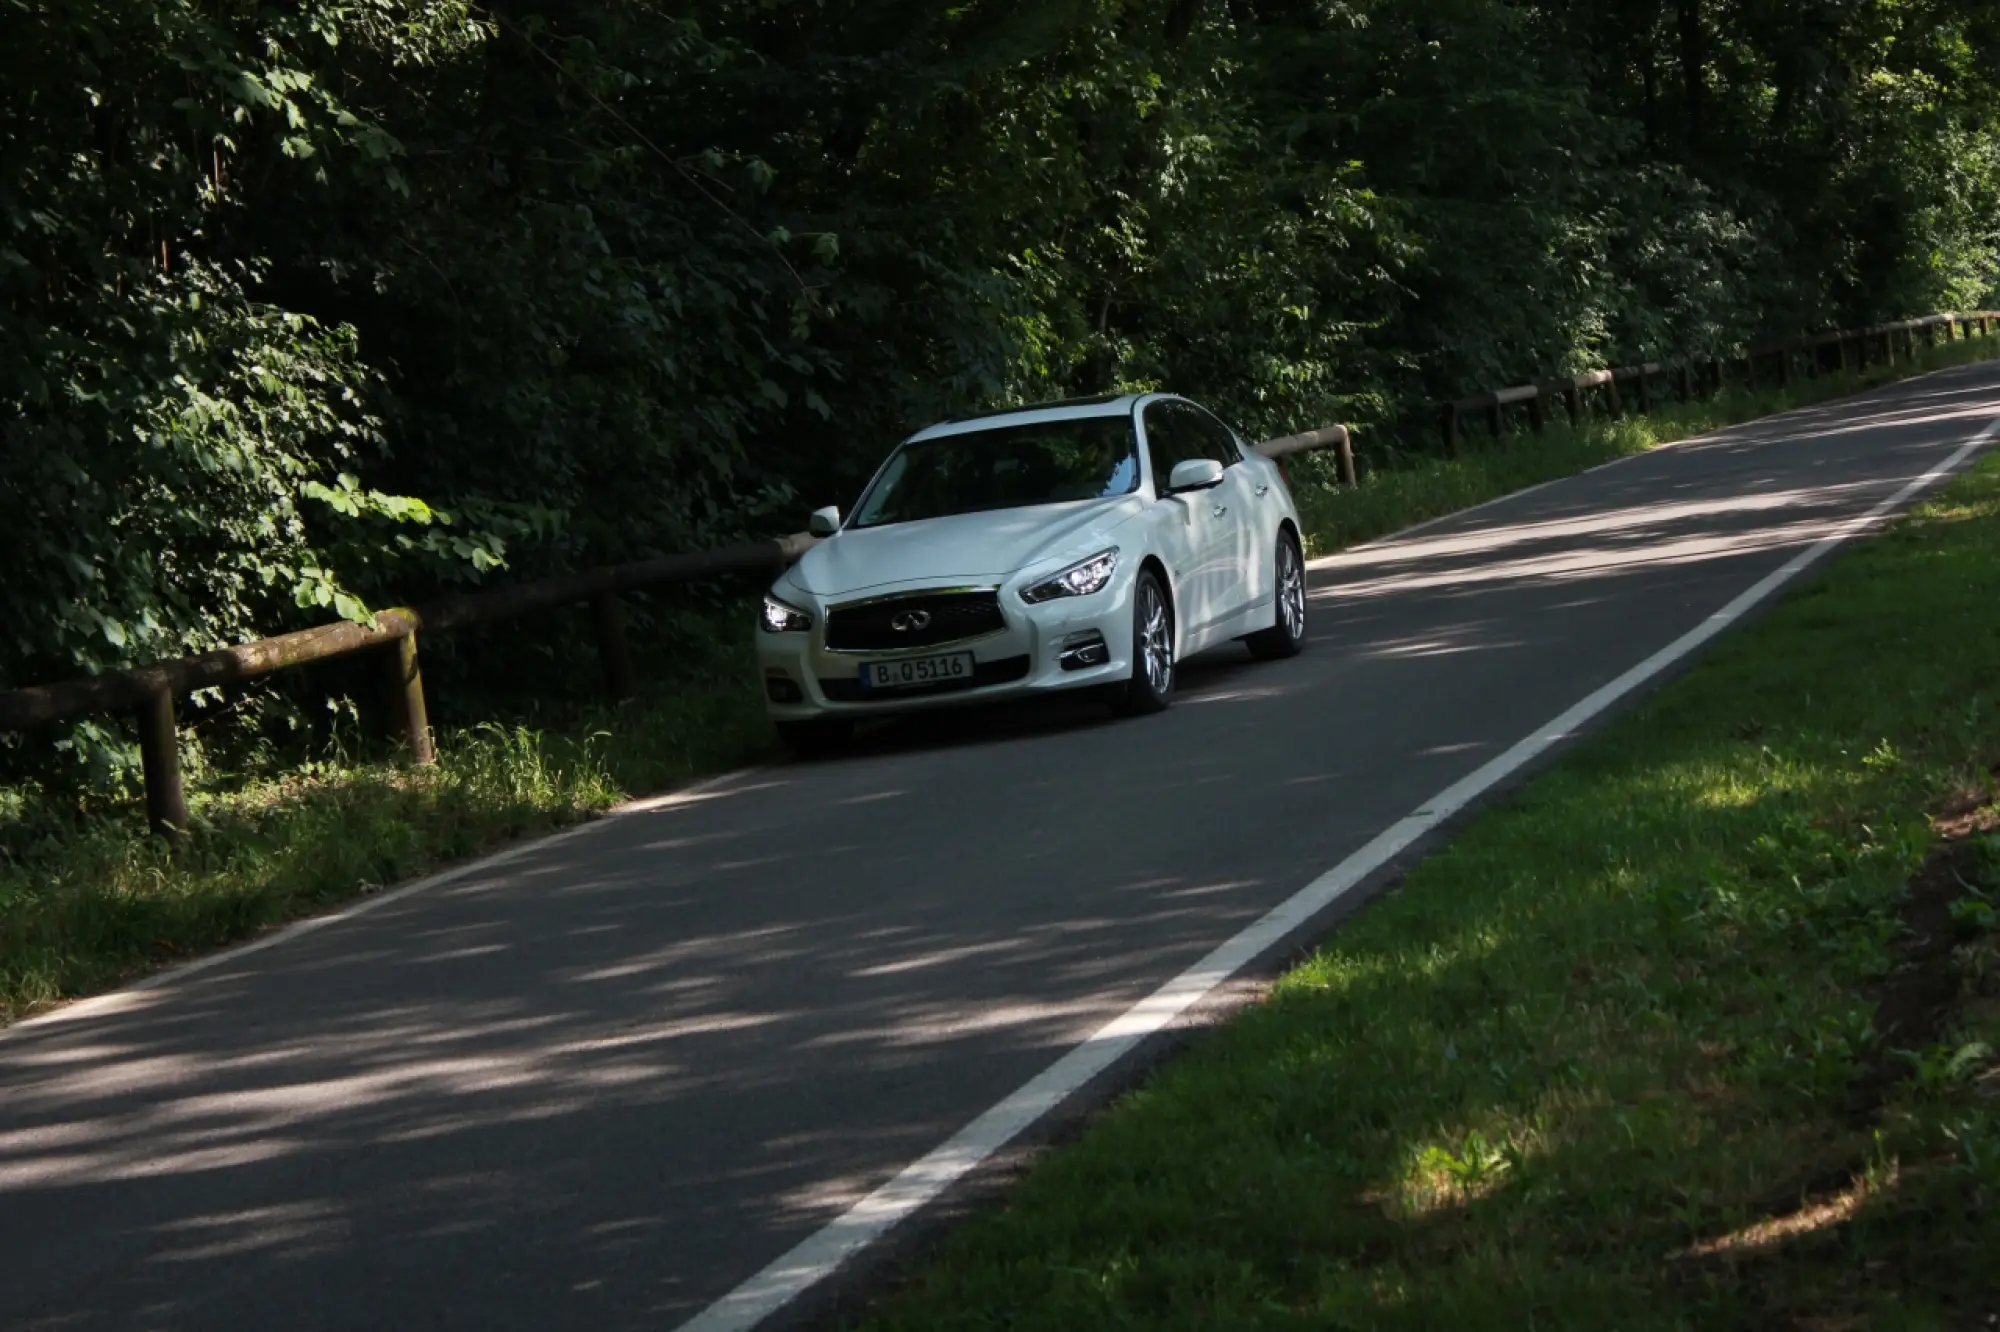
675, 415, 2000, 1332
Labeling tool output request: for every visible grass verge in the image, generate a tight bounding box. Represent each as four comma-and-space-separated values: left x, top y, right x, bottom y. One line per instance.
852, 450, 2000, 1326
4, 333, 1998, 1027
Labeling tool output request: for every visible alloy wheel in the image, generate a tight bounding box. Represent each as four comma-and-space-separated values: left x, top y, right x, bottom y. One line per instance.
1140, 580, 1173, 695
1278, 539, 1306, 641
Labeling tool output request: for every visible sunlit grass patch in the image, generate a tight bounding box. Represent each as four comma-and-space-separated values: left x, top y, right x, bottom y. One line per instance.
854, 452, 2000, 1324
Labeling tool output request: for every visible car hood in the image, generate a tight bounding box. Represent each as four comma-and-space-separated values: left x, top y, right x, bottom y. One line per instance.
786, 497, 1144, 597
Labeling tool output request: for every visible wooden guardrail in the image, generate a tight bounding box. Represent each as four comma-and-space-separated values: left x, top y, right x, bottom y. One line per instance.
1437, 311, 2000, 452
1256, 423, 1355, 485
0, 423, 1355, 836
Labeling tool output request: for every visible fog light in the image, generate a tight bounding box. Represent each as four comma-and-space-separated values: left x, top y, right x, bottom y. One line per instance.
765, 672, 803, 703
1059, 631, 1109, 671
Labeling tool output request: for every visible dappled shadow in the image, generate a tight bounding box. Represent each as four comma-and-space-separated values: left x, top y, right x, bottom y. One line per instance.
1313, 368, 2000, 608
0, 767, 1303, 1329
2, 359, 1995, 1330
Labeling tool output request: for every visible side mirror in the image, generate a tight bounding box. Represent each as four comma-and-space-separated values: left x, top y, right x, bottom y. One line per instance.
1166, 459, 1224, 494
807, 505, 841, 538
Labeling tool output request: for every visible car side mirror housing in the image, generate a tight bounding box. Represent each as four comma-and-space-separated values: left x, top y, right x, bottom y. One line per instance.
1166, 459, 1225, 494
807, 505, 841, 538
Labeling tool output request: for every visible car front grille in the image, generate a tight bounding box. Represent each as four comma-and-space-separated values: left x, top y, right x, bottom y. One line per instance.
817, 654, 1031, 703
823, 589, 1005, 652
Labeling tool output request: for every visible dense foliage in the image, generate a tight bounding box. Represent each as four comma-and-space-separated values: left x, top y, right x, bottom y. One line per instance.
6, 0, 2000, 773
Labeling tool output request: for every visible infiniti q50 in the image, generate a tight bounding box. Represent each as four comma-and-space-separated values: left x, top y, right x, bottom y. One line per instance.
755, 393, 1308, 751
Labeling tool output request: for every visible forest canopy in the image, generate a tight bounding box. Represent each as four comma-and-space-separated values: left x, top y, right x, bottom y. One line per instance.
6, 0, 1999, 726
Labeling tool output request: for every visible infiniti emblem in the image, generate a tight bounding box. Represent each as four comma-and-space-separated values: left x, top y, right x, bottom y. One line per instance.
890, 610, 933, 633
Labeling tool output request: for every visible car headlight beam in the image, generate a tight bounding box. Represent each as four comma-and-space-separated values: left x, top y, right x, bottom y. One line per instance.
761, 595, 813, 634
1020, 548, 1120, 604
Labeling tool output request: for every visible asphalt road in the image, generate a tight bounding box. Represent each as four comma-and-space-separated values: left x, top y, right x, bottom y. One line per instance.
5, 361, 1999, 1331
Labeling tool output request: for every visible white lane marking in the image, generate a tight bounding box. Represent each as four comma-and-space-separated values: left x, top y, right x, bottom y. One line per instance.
0, 769, 759, 1042
677, 416, 2000, 1332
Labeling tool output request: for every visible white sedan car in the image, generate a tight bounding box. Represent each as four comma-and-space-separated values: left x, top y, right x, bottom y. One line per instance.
756, 392, 1308, 750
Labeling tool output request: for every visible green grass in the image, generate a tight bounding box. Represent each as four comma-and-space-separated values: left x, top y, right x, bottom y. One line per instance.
852, 455, 2000, 1325
4, 332, 1999, 1027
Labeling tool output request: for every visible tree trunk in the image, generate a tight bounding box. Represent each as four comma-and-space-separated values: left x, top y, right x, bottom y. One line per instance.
1679, 0, 1706, 155
1643, 54, 1660, 153
1165, 0, 1205, 47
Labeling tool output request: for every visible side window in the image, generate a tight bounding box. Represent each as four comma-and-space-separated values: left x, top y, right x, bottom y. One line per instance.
1185, 404, 1245, 467
1142, 401, 1205, 487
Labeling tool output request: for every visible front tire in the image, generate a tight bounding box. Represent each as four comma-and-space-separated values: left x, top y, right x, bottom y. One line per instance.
1246, 530, 1307, 660
1116, 568, 1176, 715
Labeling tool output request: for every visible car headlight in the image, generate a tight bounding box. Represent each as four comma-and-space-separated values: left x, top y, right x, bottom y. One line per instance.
760, 595, 812, 634
1020, 548, 1120, 604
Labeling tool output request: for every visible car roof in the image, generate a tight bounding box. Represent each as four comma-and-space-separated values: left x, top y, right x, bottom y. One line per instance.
907, 393, 1149, 442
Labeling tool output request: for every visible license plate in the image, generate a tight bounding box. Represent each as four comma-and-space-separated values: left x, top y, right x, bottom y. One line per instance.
859, 651, 976, 693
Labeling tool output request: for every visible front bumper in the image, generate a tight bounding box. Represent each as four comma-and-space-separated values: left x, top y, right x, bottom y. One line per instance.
756, 576, 1138, 720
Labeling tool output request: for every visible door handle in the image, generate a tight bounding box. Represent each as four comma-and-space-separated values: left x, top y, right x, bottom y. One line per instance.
1255, 484, 1270, 497
1211, 504, 1228, 518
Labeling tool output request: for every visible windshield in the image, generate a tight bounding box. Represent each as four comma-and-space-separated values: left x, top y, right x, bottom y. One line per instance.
850, 415, 1139, 529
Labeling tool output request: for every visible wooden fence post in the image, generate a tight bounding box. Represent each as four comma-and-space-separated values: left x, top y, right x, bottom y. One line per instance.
385, 633, 435, 765
137, 685, 188, 838
1528, 391, 1547, 433
1605, 375, 1622, 416
1440, 404, 1459, 456
591, 589, 636, 702
1486, 399, 1503, 438
1678, 364, 1693, 401
1635, 368, 1650, 411
1334, 432, 1358, 488
1564, 384, 1581, 423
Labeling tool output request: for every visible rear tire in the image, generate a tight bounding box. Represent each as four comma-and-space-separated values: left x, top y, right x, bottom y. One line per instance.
1246, 530, 1307, 660
1116, 569, 1176, 715
775, 718, 852, 757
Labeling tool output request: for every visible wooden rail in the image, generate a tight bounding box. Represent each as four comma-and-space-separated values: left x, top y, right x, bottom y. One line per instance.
1437, 311, 2000, 453
1254, 424, 1356, 487
1, 426, 1355, 836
